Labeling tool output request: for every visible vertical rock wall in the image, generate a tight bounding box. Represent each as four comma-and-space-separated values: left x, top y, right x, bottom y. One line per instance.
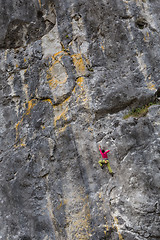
0, 0, 160, 239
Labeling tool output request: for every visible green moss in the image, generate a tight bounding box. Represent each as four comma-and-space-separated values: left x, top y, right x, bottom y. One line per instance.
123, 101, 160, 119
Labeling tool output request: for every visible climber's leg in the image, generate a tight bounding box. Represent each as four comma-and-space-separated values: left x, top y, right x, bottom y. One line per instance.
98, 160, 105, 167
106, 161, 113, 173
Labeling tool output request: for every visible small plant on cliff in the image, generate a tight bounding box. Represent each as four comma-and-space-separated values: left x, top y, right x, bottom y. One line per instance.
123, 101, 160, 119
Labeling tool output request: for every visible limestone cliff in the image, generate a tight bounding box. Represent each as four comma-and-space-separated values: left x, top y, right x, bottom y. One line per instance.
0, 0, 160, 240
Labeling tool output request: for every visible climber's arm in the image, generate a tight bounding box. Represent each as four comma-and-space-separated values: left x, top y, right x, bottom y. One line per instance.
99, 145, 102, 155
105, 150, 110, 153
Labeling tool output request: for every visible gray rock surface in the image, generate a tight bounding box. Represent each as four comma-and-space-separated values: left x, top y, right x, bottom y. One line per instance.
0, 0, 160, 239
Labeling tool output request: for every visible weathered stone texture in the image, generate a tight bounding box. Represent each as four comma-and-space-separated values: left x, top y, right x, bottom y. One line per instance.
0, 0, 160, 240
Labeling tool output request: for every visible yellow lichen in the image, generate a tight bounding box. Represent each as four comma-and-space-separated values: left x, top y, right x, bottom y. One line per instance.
66, 194, 92, 239
56, 125, 68, 134
54, 107, 69, 127
48, 76, 68, 89
75, 77, 89, 106
47, 57, 68, 90
38, 0, 41, 8
26, 99, 37, 115
113, 216, 124, 240
103, 221, 109, 231
144, 32, 150, 42
147, 81, 156, 90
53, 50, 65, 58
43, 98, 54, 107
45, 50, 90, 135
101, 45, 104, 51
57, 199, 68, 210
72, 53, 86, 75
14, 99, 38, 147
14, 137, 26, 148
88, 127, 93, 133
53, 96, 71, 110
20, 141, 26, 147
98, 192, 102, 199
77, 76, 84, 88
52, 95, 71, 133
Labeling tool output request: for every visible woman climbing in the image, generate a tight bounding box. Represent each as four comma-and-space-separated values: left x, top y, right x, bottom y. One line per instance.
98, 145, 114, 176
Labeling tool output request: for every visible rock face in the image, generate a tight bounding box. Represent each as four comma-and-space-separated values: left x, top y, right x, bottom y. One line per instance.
0, 0, 160, 239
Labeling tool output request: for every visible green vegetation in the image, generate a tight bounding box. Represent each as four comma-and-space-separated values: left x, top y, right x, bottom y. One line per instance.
123, 101, 160, 119
88, 67, 94, 72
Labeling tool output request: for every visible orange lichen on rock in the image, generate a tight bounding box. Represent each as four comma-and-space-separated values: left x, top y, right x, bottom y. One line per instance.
72, 53, 86, 76
14, 99, 38, 147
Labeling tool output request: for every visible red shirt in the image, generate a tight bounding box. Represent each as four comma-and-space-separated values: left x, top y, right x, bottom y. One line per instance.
99, 149, 110, 159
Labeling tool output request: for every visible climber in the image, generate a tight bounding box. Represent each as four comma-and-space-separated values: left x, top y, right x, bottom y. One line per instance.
98, 145, 114, 176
